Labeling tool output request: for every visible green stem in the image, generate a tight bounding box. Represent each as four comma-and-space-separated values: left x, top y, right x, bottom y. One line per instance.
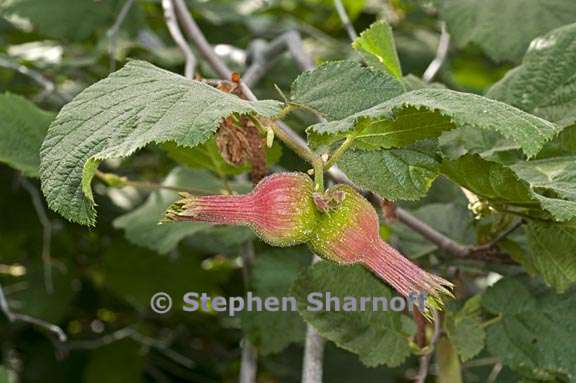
95, 170, 212, 195
324, 135, 355, 169
312, 158, 324, 191
272, 103, 296, 120
436, 336, 463, 383
481, 314, 502, 329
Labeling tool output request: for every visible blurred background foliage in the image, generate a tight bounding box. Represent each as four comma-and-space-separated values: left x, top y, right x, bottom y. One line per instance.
0, 0, 572, 382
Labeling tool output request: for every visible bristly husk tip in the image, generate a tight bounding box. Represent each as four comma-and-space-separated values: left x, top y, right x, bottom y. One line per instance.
160, 198, 191, 224
421, 285, 454, 321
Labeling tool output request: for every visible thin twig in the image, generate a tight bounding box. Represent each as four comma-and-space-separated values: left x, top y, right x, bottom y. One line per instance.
0, 56, 67, 102
95, 170, 212, 195
0, 284, 13, 322
239, 241, 258, 383
301, 256, 326, 383
302, 325, 325, 383
0, 284, 67, 342
462, 357, 499, 369
162, 0, 196, 79
283, 30, 315, 71
131, 330, 196, 369
19, 178, 53, 294
64, 327, 134, 349
172, 0, 232, 79
333, 0, 358, 42
487, 363, 503, 383
107, 0, 136, 72
422, 22, 450, 82
469, 219, 524, 254
395, 207, 470, 257
64, 326, 195, 369
243, 31, 314, 87
414, 310, 440, 383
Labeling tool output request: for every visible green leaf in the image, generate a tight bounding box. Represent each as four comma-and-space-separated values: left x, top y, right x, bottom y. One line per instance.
525, 222, 576, 293
538, 124, 576, 159
438, 0, 576, 62
488, 23, 576, 127
308, 88, 559, 158
292, 261, 414, 367
392, 202, 474, 259
290, 61, 404, 121
0, 93, 53, 177
353, 21, 402, 79
3, 0, 140, 41
443, 155, 576, 222
241, 247, 310, 355
402, 74, 446, 91
162, 140, 244, 176
102, 241, 226, 311
438, 124, 526, 164
440, 154, 535, 207
113, 167, 249, 254
39, 60, 282, 225
482, 277, 576, 381
338, 148, 440, 201
162, 138, 282, 177
511, 157, 576, 221
445, 297, 485, 362
84, 339, 145, 383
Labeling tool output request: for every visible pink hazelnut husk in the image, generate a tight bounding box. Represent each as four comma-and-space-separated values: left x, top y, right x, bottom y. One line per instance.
164, 172, 320, 247
308, 184, 453, 309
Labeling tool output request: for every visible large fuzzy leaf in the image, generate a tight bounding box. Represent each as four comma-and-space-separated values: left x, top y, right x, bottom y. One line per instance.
290, 61, 404, 121
524, 222, 576, 293
440, 154, 576, 222
113, 167, 250, 254
488, 23, 576, 127
440, 155, 535, 207
3, 0, 139, 41
241, 247, 309, 355
291, 262, 414, 367
0, 93, 53, 177
338, 147, 440, 201
511, 156, 576, 221
482, 277, 576, 381
445, 296, 485, 362
438, 0, 576, 62
39, 60, 282, 225
391, 202, 474, 259
307, 88, 559, 158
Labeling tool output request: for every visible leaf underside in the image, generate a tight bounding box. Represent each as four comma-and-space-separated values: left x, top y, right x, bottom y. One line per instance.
0, 93, 54, 177
488, 23, 576, 127
438, 0, 576, 62
307, 88, 560, 158
40, 60, 282, 225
